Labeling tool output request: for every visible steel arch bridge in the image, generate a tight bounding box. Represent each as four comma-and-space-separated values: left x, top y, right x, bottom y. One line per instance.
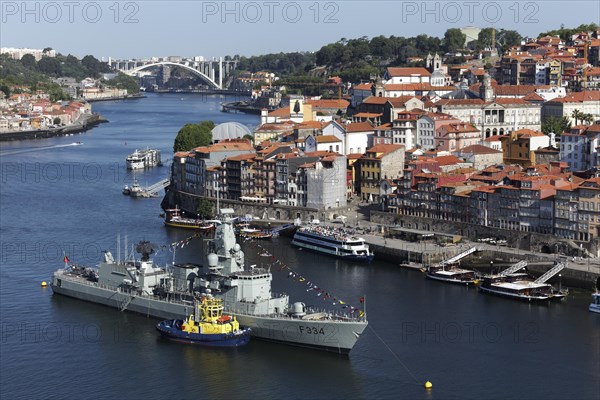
125, 62, 221, 89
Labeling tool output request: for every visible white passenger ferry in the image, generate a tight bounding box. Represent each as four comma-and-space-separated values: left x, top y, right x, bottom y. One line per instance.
126, 148, 162, 170
292, 226, 374, 262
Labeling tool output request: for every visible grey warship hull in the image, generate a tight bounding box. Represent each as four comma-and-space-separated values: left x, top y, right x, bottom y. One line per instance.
51, 271, 367, 354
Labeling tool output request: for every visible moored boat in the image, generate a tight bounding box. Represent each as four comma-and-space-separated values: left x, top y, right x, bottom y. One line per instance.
479, 261, 567, 302
239, 227, 272, 240
425, 262, 478, 285
163, 207, 215, 231
126, 148, 162, 170
156, 296, 251, 346
291, 225, 374, 262
50, 210, 368, 354
123, 177, 143, 197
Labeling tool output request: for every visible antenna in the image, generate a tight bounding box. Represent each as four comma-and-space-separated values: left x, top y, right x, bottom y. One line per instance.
117, 232, 120, 264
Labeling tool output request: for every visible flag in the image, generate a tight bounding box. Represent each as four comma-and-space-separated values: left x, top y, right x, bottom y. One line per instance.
359, 296, 365, 303
64, 255, 69, 263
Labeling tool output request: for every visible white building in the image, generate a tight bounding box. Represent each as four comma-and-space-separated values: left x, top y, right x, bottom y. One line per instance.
543, 91, 600, 126
341, 121, 375, 155
383, 67, 431, 84
560, 124, 600, 171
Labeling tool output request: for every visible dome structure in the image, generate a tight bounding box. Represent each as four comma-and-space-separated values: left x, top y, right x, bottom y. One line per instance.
211, 122, 252, 142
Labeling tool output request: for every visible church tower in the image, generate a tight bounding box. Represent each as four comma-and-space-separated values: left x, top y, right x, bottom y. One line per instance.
426, 53, 433, 72
426, 53, 442, 73
480, 73, 495, 102
371, 76, 385, 97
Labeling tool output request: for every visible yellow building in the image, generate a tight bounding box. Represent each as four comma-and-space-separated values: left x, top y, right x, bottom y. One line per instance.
358, 144, 405, 202
500, 128, 549, 167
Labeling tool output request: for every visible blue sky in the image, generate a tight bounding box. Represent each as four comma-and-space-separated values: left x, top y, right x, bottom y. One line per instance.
1, 1, 598, 60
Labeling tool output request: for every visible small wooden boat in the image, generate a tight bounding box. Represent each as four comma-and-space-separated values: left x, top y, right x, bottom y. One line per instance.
239, 228, 272, 240
425, 262, 478, 285
156, 296, 251, 347
163, 207, 215, 231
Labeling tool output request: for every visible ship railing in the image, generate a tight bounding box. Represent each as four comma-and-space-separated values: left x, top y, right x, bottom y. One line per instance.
227, 304, 364, 322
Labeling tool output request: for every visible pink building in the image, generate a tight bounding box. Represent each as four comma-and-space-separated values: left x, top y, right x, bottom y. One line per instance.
435, 122, 480, 152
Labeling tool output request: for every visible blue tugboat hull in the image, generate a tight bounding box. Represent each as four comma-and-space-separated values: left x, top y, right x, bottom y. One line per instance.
156, 320, 251, 347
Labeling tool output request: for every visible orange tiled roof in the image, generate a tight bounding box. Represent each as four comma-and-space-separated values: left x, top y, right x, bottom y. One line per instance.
316, 135, 341, 143
226, 153, 257, 162
346, 121, 374, 133
364, 144, 404, 158
353, 83, 372, 91
386, 67, 432, 77
514, 128, 545, 138
459, 144, 502, 154
267, 107, 290, 117
305, 99, 349, 109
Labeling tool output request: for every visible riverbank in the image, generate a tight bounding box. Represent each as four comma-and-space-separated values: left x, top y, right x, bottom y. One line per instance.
0, 113, 108, 141
244, 218, 600, 290
85, 93, 146, 102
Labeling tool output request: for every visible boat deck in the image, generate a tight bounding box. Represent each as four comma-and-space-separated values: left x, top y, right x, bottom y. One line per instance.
492, 280, 550, 290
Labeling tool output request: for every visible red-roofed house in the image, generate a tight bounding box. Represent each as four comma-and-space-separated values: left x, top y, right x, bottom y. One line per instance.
453, 144, 503, 170
436, 122, 480, 152
384, 67, 431, 84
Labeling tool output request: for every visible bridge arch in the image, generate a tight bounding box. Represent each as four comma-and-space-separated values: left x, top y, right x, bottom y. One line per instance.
125, 62, 221, 89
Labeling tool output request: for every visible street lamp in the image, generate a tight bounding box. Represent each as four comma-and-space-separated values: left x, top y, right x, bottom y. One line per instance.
490, 260, 494, 275
558, 273, 562, 293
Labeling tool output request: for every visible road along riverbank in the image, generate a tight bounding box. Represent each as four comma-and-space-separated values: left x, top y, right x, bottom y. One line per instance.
0, 113, 107, 141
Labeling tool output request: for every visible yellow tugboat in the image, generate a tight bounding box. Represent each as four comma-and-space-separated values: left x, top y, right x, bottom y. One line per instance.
156, 296, 251, 346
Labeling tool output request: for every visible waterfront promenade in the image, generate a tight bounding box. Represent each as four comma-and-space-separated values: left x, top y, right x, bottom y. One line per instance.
249, 197, 600, 288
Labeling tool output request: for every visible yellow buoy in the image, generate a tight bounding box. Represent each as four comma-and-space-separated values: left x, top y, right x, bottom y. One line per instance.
424, 381, 433, 389
41, 281, 47, 287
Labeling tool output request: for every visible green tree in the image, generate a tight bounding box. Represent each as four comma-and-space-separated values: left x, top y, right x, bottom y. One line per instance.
37, 56, 62, 76
499, 30, 523, 51
541, 116, 571, 135
53, 117, 61, 125
243, 134, 254, 144
571, 109, 585, 125
81, 55, 110, 76
582, 113, 595, 125
476, 28, 495, 50
0, 84, 10, 97
173, 121, 215, 152
442, 29, 466, 53
20, 54, 36, 69
539, 23, 599, 42
106, 73, 140, 94
196, 198, 214, 219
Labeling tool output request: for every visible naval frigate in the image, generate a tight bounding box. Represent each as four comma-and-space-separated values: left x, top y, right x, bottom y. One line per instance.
50, 209, 368, 354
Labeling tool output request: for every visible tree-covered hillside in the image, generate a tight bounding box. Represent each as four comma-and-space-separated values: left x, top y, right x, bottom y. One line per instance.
0, 51, 138, 100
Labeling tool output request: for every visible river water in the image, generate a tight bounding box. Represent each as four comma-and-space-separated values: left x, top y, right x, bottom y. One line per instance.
0, 93, 598, 400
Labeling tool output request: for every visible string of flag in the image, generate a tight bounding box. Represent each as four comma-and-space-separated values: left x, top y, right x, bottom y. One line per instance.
163, 230, 366, 317
244, 238, 365, 317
